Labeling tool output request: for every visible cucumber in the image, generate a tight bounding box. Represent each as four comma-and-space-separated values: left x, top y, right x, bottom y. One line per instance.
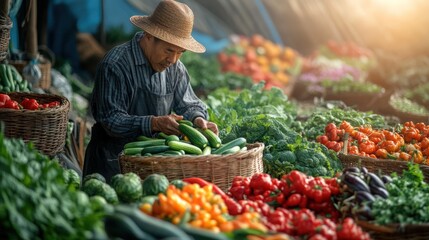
212, 137, 247, 155
178, 123, 208, 149
165, 135, 180, 144
202, 146, 211, 155
222, 145, 241, 155
158, 132, 169, 139
103, 213, 156, 240
168, 140, 202, 155
114, 205, 192, 240
180, 225, 229, 240
141, 145, 170, 155
124, 139, 166, 149
177, 119, 193, 127
163, 150, 184, 155
124, 148, 143, 156
200, 129, 222, 148
136, 135, 154, 141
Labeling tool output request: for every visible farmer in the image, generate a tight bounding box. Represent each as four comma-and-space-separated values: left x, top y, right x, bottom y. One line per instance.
83, 0, 218, 181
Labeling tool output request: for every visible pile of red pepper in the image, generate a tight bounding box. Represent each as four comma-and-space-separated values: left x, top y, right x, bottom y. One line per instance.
184, 173, 370, 239
0, 93, 60, 110
229, 172, 341, 220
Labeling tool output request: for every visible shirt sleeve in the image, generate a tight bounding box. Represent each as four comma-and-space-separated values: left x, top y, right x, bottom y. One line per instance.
91, 61, 153, 138
172, 63, 208, 121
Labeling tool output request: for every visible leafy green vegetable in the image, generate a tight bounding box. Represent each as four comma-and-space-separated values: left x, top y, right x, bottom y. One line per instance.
372, 163, 429, 224
0, 126, 105, 239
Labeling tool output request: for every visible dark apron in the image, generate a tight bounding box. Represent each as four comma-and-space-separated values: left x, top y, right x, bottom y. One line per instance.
83, 55, 174, 182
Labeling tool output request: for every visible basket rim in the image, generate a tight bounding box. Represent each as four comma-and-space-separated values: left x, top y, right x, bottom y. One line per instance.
120, 142, 264, 162
0, 92, 70, 113
357, 220, 429, 234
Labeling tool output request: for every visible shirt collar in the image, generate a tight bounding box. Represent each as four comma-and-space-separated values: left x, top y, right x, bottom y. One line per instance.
131, 31, 148, 66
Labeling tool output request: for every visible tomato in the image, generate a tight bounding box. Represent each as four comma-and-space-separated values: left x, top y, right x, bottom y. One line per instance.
411, 150, 424, 164
339, 120, 354, 133
316, 135, 329, 145
359, 140, 376, 154
399, 152, 411, 161
382, 140, 399, 153
420, 137, 429, 150
326, 129, 339, 141
375, 148, 388, 159
348, 145, 359, 155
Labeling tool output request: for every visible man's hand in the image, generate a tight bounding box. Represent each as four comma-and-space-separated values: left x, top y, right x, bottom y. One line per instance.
193, 117, 219, 135
152, 114, 183, 135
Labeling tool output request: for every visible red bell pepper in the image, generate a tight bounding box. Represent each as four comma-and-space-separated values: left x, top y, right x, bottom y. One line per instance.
21, 98, 39, 110
249, 173, 273, 192
4, 99, 20, 109
0, 93, 10, 107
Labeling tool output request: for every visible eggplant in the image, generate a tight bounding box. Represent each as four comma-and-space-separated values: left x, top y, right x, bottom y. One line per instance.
353, 204, 374, 221
381, 175, 393, 184
355, 191, 376, 204
367, 172, 385, 190
343, 172, 370, 193
360, 167, 368, 176
371, 186, 389, 199
343, 167, 361, 174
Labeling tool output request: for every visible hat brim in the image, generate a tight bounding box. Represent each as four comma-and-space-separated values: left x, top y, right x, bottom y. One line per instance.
130, 16, 206, 53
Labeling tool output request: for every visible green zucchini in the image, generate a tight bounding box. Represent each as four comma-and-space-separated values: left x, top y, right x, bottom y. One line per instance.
200, 129, 222, 148
178, 123, 208, 149
168, 140, 202, 155
212, 137, 247, 155
180, 225, 229, 240
222, 145, 241, 155
141, 145, 170, 155
158, 132, 169, 139
124, 139, 166, 149
165, 135, 180, 144
202, 146, 212, 155
136, 135, 154, 141
163, 150, 183, 155
114, 205, 192, 240
124, 148, 143, 156
177, 119, 194, 127
103, 213, 156, 240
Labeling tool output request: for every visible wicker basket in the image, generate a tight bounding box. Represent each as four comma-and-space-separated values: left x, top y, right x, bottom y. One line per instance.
9, 59, 52, 89
339, 153, 429, 182
357, 220, 429, 240
120, 143, 265, 192
0, 16, 12, 62
0, 92, 70, 156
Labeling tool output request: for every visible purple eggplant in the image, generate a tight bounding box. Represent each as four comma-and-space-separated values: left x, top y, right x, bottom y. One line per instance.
371, 186, 389, 199
367, 172, 386, 190
343, 172, 370, 193
355, 191, 376, 204
381, 175, 393, 184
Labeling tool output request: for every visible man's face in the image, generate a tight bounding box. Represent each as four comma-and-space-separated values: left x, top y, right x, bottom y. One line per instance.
143, 34, 186, 72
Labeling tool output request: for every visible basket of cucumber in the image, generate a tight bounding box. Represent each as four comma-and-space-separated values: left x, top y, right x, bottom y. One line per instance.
9, 57, 52, 90
0, 92, 70, 156
119, 140, 265, 192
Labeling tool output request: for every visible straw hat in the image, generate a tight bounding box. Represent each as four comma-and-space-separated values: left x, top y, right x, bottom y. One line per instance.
130, 0, 206, 53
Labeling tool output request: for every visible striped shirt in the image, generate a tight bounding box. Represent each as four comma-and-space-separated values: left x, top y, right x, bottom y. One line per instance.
90, 32, 207, 139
